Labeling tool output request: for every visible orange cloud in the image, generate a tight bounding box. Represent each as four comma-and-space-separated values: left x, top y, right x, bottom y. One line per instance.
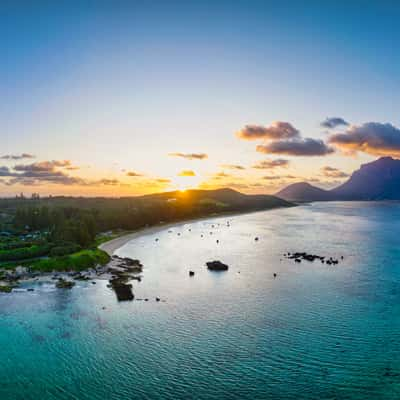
169, 152, 208, 160
252, 158, 289, 169
126, 171, 143, 177
220, 164, 245, 170
178, 170, 196, 176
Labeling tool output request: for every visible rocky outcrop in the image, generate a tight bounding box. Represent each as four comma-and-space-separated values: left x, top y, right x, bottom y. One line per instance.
110, 281, 134, 301
206, 260, 229, 271
284, 252, 341, 265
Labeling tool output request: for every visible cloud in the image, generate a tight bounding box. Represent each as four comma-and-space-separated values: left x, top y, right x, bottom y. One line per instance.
126, 171, 143, 177
256, 138, 334, 156
96, 179, 120, 186
0, 166, 12, 176
252, 158, 289, 169
262, 174, 298, 180
0, 153, 35, 161
321, 166, 349, 178
6, 173, 84, 186
178, 170, 196, 176
236, 120, 333, 157
220, 164, 245, 170
236, 122, 299, 141
262, 175, 281, 180
0, 159, 122, 187
169, 152, 208, 160
328, 122, 400, 156
155, 178, 171, 183
211, 172, 232, 180
14, 160, 72, 172
321, 117, 349, 129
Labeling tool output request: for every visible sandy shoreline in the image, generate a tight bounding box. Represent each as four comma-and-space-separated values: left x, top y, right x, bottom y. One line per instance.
99, 207, 289, 256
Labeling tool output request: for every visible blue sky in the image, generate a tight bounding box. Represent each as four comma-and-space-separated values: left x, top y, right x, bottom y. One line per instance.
1, 1, 400, 196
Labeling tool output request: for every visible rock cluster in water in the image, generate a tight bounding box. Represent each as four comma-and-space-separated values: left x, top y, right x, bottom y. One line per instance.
107, 256, 143, 301
284, 252, 342, 265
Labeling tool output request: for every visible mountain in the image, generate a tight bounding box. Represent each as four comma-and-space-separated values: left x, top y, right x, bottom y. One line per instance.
330, 157, 400, 200
276, 157, 400, 202
140, 188, 294, 210
275, 182, 332, 202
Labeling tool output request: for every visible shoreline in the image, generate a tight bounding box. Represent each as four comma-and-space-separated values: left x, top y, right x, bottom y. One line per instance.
99, 206, 291, 256
99, 213, 238, 256
0, 206, 291, 291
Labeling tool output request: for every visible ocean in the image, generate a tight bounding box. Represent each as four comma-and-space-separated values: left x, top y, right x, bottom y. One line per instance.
1, 202, 400, 399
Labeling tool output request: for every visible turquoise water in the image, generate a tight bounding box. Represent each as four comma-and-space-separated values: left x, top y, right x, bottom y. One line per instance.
1, 202, 400, 399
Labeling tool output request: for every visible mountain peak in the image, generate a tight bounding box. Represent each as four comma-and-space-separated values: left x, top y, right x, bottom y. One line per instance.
276, 181, 330, 202
276, 157, 400, 202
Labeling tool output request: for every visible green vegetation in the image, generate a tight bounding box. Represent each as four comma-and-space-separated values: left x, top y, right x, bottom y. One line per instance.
28, 249, 110, 272
0, 285, 14, 293
0, 244, 51, 262
0, 188, 292, 272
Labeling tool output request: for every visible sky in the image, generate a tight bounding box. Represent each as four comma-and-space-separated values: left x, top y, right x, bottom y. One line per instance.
1, 0, 400, 197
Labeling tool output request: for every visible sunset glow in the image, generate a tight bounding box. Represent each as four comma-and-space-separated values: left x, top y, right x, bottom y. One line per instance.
1, 2, 400, 197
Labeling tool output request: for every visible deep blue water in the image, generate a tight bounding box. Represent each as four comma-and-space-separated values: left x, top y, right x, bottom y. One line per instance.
1, 202, 400, 399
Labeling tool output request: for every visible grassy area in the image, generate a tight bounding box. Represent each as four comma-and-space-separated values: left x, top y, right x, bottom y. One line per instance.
28, 248, 110, 272
0, 248, 110, 272
0, 231, 123, 272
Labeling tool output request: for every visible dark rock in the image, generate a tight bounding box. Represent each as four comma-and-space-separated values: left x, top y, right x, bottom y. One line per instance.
125, 265, 143, 274
189, 270, 195, 277
111, 282, 134, 301
206, 260, 229, 271
56, 279, 75, 289
123, 258, 143, 267
156, 297, 160, 302
285, 252, 339, 265
73, 273, 90, 281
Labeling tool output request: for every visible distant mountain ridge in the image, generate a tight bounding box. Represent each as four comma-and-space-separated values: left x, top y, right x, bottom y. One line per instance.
140, 187, 294, 210
276, 157, 400, 201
